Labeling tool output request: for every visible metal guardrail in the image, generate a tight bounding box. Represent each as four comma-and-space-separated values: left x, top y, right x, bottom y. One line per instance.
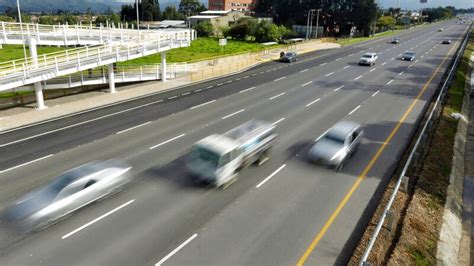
359, 24, 471, 265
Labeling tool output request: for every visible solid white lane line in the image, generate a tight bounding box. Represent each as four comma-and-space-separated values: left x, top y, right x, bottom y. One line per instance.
239, 86, 256, 93
269, 93, 285, 100
62, 199, 135, 240
155, 234, 198, 266
300, 69, 309, 73
399, 71, 404, 75
369, 68, 376, 72
0, 100, 166, 147
272, 117, 286, 125
381, 62, 387, 66
387, 79, 394, 85
117, 122, 151, 134
256, 164, 286, 188
372, 90, 380, 97
334, 85, 344, 92
354, 75, 363, 81
325, 72, 334, 77
274, 76, 286, 82
0, 154, 54, 174
222, 109, 245, 119
190, 100, 216, 110
306, 98, 321, 107
149, 134, 186, 150
348, 105, 361, 115
302, 81, 313, 87
343, 66, 350, 69
320, 63, 327, 66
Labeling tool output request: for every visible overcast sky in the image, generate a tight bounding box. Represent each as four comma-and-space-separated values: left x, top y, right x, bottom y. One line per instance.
380, 0, 473, 9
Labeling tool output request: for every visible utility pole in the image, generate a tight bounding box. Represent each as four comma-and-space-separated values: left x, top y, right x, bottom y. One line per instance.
136, 0, 140, 38
315, 9, 322, 39
372, 0, 379, 36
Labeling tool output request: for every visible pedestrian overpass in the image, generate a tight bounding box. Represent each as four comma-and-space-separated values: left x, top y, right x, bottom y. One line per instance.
0, 22, 196, 109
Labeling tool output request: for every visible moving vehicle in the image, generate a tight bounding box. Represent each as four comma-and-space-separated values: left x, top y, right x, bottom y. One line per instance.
358, 52, 378, 66
281, 52, 297, 63
438, 28, 444, 32
186, 120, 277, 187
390, 38, 400, 44
4, 160, 132, 231
442, 39, 452, 44
308, 121, 363, 171
401, 51, 416, 61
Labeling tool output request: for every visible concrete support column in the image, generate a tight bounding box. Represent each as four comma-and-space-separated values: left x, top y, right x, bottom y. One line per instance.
161, 52, 167, 82
28, 37, 47, 110
108, 63, 116, 93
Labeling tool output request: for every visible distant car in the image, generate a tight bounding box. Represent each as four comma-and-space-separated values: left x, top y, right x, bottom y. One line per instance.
4, 160, 132, 231
442, 39, 452, 44
401, 51, 416, 61
358, 52, 378, 66
281, 52, 297, 63
438, 28, 444, 32
390, 38, 400, 44
308, 121, 363, 171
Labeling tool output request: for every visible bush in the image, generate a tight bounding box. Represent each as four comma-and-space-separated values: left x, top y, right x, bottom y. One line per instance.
228, 18, 258, 40
254, 21, 284, 43
194, 21, 214, 37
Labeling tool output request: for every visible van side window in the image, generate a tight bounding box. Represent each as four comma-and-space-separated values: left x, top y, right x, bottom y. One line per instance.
220, 152, 231, 166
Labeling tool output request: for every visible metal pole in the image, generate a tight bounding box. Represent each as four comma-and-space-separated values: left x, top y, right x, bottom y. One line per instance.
315, 9, 321, 39
309, 10, 314, 39
135, 0, 140, 38
305, 10, 310, 40
16, 0, 28, 64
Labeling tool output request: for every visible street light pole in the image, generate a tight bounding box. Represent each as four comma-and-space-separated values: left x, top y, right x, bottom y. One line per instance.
306, 9, 315, 40
135, 0, 140, 38
315, 9, 322, 39
16, 0, 28, 63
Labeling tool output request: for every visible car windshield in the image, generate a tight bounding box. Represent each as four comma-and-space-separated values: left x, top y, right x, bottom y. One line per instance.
324, 132, 345, 144
47, 164, 98, 194
362, 54, 373, 58
286, 53, 294, 57
405, 52, 415, 56
189, 147, 220, 168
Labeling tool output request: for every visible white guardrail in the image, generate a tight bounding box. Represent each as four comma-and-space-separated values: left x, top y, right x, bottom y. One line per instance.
359, 24, 471, 265
0, 27, 194, 91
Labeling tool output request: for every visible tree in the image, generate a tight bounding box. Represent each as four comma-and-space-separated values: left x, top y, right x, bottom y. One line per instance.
178, 0, 206, 17
162, 6, 184, 20
377, 15, 396, 30
194, 21, 214, 37
254, 21, 283, 43
38, 16, 55, 25
228, 18, 258, 40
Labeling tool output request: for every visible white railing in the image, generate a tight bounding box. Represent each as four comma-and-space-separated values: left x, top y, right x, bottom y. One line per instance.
0, 22, 193, 46
0, 29, 194, 91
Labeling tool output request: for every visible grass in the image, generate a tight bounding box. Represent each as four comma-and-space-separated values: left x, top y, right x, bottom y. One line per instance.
118, 37, 280, 65
0, 90, 34, 99
0, 45, 65, 62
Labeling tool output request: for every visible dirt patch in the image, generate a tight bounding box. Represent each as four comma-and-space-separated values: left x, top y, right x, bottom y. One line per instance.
349, 29, 473, 265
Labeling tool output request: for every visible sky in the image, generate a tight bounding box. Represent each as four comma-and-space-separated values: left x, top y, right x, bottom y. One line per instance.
380, 0, 473, 9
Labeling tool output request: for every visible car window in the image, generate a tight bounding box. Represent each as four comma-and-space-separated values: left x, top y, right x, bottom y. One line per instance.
56, 180, 87, 200
219, 152, 231, 166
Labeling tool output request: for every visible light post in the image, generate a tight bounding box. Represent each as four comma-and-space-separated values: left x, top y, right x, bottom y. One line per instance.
135, 0, 140, 38
16, 0, 28, 63
315, 9, 322, 39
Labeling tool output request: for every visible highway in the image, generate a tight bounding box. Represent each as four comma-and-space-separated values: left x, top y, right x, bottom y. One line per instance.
0, 20, 469, 265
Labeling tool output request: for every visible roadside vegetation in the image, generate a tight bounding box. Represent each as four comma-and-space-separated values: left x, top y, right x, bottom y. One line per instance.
350, 29, 473, 265
0, 45, 65, 62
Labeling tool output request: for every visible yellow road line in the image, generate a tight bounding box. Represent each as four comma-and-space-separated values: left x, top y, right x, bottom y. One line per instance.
296, 27, 464, 266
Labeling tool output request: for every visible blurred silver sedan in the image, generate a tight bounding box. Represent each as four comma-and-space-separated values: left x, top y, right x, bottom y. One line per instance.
308, 121, 363, 171
4, 160, 131, 231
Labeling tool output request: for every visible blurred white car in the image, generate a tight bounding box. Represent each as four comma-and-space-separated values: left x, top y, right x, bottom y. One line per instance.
308, 121, 363, 171
4, 160, 131, 231
358, 52, 378, 66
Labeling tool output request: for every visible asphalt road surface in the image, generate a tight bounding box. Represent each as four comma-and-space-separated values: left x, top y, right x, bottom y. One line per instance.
0, 20, 470, 265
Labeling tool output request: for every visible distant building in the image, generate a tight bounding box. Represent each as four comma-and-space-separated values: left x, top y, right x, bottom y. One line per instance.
208, 0, 257, 12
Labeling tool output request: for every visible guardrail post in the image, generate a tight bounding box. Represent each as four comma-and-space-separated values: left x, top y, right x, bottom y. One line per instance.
1, 21, 7, 41
55, 57, 59, 72
108, 63, 115, 93
161, 52, 167, 82
385, 210, 396, 236
400, 176, 410, 193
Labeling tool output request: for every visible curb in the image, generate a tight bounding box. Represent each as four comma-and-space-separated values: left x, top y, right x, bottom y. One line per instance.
436, 52, 473, 265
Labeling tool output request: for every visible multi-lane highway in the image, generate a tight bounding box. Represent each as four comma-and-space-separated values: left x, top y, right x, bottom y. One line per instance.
0, 20, 470, 265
